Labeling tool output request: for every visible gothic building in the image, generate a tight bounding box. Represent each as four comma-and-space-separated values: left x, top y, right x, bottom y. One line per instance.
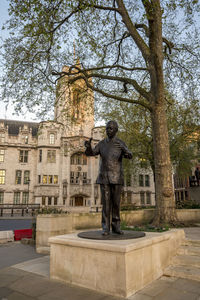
0, 65, 155, 211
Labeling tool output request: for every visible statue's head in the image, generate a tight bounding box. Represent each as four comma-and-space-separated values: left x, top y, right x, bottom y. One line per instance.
106, 120, 118, 139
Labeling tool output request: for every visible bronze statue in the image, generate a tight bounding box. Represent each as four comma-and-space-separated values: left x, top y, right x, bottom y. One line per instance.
85, 120, 132, 236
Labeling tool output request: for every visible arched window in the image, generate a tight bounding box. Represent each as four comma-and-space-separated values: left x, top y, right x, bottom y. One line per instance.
70, 153, 87, 165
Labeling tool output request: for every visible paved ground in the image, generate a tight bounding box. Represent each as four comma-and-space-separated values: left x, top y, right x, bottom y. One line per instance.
0, 242, 44, 270
0, 228, 200, 300
0, 218, 33, 231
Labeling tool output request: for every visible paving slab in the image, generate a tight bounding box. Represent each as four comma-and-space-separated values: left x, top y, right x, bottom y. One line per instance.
164, 264, 200, 281
137, 279, 171, 297
13, 256, 50, 277
5, 291, 36, 300
154, 286, 198, 300
9, 273, 62, 298
0, 286, 13, 298
184, 227, 200, 240
171, 278, 200, 294
0, 269, 27, 288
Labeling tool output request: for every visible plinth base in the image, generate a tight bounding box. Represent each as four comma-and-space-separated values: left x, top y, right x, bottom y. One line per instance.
78, 230, 145, 240
49, 229, 185, 298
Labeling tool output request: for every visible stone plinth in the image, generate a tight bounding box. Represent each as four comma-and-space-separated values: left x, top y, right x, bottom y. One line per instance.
49, 229, 185, 298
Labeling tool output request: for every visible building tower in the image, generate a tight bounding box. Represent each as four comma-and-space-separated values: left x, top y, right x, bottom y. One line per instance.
54, 61, 94, 137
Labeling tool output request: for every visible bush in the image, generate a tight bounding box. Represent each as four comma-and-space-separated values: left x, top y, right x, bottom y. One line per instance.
176, 200, 200, 209
36, 207, 69, 215
120, 204, 155, 211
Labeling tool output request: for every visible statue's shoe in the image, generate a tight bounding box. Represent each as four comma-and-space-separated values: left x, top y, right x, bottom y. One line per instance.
102, 230, 110, 236
112, 229, 124, 235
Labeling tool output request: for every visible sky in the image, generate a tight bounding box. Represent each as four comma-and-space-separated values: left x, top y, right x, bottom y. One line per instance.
0, 0, 42, 122
0, 0, 105, 126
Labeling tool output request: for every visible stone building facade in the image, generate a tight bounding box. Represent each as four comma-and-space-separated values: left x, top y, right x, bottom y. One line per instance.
0, 65, 155, 211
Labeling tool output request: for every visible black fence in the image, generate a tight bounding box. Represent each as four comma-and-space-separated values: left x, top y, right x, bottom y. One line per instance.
0, 204, 40, 217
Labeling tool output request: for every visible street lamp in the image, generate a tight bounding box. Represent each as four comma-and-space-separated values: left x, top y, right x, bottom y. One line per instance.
26, 179, 30, 213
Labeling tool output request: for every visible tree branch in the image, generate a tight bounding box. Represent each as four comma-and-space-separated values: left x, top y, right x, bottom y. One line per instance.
116, 0, 150, 62
55, 66, 151, 101
85, 78, 152, 111
135, 23, 149, 37
163, 38, 174, 54
83, 65, 148, 72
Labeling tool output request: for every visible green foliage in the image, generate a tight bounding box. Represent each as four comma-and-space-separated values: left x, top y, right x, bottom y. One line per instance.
177, 201, 200, 209
120, 204, 154, 211
99, 95, 200, 177
0, 0, 200, 118
120, 222, 169, 232
36, 207, 69, 214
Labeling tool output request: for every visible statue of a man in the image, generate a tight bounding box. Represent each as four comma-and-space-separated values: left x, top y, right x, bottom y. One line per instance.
85, 120, 132, 236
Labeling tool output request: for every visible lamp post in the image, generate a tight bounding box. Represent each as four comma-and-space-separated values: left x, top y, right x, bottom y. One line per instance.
26, 179, 30, 213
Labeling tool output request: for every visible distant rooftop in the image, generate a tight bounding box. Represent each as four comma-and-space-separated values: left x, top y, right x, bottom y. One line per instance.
0, 119, 39, 136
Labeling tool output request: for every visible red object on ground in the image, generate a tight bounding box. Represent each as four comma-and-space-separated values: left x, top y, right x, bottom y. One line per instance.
14, 229, 32, 241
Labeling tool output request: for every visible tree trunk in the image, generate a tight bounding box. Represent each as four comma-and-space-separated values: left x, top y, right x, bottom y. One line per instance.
151, 103, 177, 225
147, 0, 177, 225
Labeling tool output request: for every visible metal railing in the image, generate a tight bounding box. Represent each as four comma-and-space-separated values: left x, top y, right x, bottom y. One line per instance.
0, 203, 40, 217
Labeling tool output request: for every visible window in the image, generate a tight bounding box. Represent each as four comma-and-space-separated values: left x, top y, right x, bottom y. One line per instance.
14, 192, 20, 204
0, 150, 5, 162
63, 198, 66, 205
0, 170, 5, 184
48, 197, 52, 205
145, 175, 150, 187
146, 192, 151, 205
24, 136, 28, 144
22, 192, 29, 204
54, 197, 58, 205
49, 133, 55, 144
70, 153, 87, 165
24, 170, 30, 184
42, 196, 46, 205
42, 175, 58, 184
38, 175, 41, 184
19, 150, 28, 163
140, 192, 145, 205
70, 172, 74, 183
83, 172, 87, 184
47, 150, 56, 163
75, 172, 80, 184
48, 175, 53, 184
0, 133, 5, 143
43, 175, 47, 184
139, 174, 144, 187
39, 150, 42, 162
54, 175, 58, 184
0, 192, 4, 204
15, 170, 22, 184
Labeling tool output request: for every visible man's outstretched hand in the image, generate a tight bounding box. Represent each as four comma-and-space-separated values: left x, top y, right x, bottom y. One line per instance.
84, 138, 93, 148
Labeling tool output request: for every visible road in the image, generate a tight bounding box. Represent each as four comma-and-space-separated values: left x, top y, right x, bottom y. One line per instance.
0, 218, 34, 231
0, 242, 44, 270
